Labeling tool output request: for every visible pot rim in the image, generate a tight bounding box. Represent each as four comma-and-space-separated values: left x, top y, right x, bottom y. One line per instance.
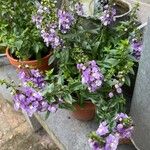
6, 47, 52, 63
84, 0, 132, 20
115, 0, 132, 19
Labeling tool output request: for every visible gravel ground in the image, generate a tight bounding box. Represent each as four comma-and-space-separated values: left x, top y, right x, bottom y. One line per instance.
0, 94, 59, 150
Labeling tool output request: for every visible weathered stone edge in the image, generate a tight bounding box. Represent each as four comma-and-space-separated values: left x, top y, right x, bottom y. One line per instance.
34, 113, 66, 150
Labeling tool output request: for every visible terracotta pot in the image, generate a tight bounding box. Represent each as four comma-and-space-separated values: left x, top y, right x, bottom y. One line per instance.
72, 101, 95, 121
6, 48, 52, 71
119, 138, 132, 145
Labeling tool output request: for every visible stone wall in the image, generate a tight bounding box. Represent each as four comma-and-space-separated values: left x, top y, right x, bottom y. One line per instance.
125, 0, 150, 23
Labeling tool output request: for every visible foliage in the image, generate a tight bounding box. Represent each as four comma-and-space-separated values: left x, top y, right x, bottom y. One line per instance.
31, 0, 142, 122
88, 113, 134, 150
0, 0, 48, 60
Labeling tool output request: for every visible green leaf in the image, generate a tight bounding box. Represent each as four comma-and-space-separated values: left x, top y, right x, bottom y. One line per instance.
47, 83, 54, 93
58, 76, 64, 85
64, 94, 74, 104
48, 55, 55, 65
15, 40, 23, 50
69, 82, 83, 91
104, 58, 119, 66
45, 111, 50, 120
125, 75, 131, 86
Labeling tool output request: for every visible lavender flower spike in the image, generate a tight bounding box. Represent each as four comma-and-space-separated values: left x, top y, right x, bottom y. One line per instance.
75, 2, 84, 16
58, 10, 74, 33
96, 121, 109, 136
77, 60, 104, 92
131, 38, 143, 60
100, 5, 116, 26
105, 134, 119, 150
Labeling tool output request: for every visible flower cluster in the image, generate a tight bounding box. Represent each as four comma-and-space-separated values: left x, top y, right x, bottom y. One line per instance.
108, 82, 123, 98
13, 87, 62, 117
32, 2, 49, 29
41, 24, 62, 48
32, 1, 75, 48
75, 2, 84, 16
18, 68, 45, 88
32, 1, 62, 48
114, 113, 134, 139
89, 121, 119, 150
58, 10, 74, 34
11, 68, 63, 117
131, 38, 143, 60
100, 4, 116, 26
77, 60, 104, 92
89, 113, 134, 150
13, 87, 48, 116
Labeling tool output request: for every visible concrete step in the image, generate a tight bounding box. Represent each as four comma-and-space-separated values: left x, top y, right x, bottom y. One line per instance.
35, 110, 137, 150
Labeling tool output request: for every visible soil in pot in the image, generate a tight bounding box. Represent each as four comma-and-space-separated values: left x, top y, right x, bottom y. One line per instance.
72, 101, 95, 121
119, 138, 132, 145
6, 48, 52, 71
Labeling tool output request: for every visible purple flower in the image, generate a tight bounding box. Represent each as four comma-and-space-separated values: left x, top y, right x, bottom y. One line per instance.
18, 69, 45, 89
114, 83, 122, 94
105, 134, 119, 150
32, 15, 43, 29
131, 38, 143, 60
13, 87, 45, 116
48, 104, 58, 113
108, 92, 114, 98
116, 87, 122, 94
77, 60, 104, 92
100, 5, 116, 26
75, 2, 84, 16
41, 28, 62, 48
96, 121, 109, 136
13, 86, 61, 116
115, 113, 128, 121
58, 10, 74, 33
88, 139, 103, 150
115, 113, 134, 139
35, 1, 50, 14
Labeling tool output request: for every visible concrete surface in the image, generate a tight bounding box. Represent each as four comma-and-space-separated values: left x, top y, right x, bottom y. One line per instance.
125, 0, 150, 23
130, 19, 150, 150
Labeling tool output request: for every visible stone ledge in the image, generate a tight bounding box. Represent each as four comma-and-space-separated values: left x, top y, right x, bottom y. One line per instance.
35, 110, 137, 150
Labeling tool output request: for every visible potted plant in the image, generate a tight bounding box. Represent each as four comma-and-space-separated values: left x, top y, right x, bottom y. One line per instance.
0, 0, 54, 71
31, 0, 142, 121
88, 113, 134, 149
0, 0, 143, 149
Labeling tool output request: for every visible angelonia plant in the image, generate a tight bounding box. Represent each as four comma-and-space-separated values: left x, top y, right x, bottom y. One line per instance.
0, 0, 48, 60
0, 0, 144, 149
0, 66, 63, 117
88, 113, 134, 150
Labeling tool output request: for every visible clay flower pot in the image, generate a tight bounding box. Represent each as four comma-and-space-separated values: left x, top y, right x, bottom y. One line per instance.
119, 138, 132, 145
72, 101, 95, 121
6, 48, 52, 71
